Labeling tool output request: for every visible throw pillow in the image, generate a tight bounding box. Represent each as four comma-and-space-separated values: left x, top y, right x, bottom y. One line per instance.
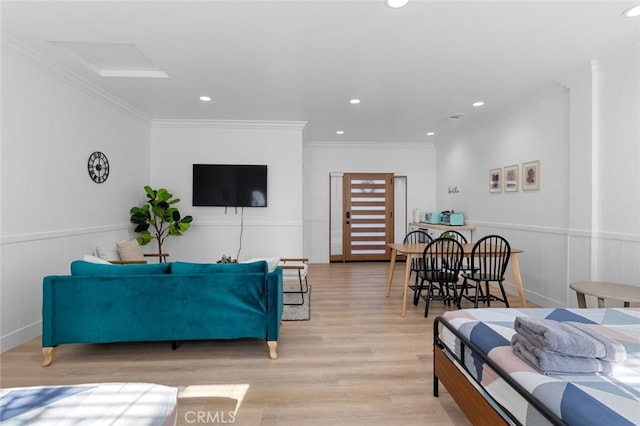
116, 239, 145, 261
95, 244, 121, 261
240, 257, 280, 272
83, 254, 113, 265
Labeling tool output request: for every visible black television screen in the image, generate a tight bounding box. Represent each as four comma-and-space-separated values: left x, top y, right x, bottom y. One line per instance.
192, 164, 267, 207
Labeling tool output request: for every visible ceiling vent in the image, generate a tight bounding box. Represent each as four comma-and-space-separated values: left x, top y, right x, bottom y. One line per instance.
445, 113, 467, 121
49, 41, 169, 78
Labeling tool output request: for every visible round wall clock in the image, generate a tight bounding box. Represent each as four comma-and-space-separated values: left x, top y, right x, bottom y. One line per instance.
87, 151, 110, 183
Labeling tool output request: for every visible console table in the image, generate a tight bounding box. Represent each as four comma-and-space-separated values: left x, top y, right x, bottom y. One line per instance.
569, 281, 640, 308
408, 222, 476, 242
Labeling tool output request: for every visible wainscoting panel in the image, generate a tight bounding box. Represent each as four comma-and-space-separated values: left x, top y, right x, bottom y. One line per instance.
566, 232, 592, 307
471, 223, 569, 308
1, 226, 132, 353
594, 233, 640, 288
470, 223, 640, 308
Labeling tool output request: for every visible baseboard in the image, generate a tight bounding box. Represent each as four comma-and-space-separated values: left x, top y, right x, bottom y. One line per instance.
0, 321, 41, 354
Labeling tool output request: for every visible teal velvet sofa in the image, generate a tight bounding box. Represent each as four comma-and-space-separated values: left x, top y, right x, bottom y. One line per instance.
41, 260, 283, 366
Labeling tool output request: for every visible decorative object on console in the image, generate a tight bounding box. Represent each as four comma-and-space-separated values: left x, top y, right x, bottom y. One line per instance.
130, 186, 193, 259
217, 255, 237, 264
87, 151, 109, 183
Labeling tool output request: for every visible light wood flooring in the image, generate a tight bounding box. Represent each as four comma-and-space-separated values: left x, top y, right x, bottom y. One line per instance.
0, 262, 529, 425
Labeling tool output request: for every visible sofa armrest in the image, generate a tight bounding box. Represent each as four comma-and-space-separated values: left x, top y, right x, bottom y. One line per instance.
265, 268, 283, 342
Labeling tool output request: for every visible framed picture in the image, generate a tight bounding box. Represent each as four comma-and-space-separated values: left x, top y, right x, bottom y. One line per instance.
522, 160, 540, 191
489, 168, 502, 193
504, 164, 519, 192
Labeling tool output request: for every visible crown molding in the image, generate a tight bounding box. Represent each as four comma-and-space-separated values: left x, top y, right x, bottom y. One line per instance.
1, 33, 152, 126
306, 140, 435, 149
596, 41, 640, 74
150, 119, 307, 130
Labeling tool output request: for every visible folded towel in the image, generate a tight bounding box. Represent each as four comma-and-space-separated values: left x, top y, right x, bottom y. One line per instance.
514, 316, 606, 359
511, 333, 618, 375
567, 322, 627, 363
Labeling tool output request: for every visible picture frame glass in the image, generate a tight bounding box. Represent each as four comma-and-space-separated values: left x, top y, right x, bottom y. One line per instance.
522, 161, 540, 191
504, 165, 518, 192
489, 168, 502, 193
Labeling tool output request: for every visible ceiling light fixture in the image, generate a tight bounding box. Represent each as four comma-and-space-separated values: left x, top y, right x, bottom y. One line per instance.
199, 96, 212, 102
622, 5, 640, 17
387, 0, 409, 8
336, 130, 345, 135
426, 132, 435, 136
349, 99, 361, 104
472, 101, 485, 107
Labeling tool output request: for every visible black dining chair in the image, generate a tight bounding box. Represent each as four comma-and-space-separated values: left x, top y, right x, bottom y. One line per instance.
415, 237, 464, 317
440, 230, 475, 299
459, 235, 511, 308
403, 230, 433, 305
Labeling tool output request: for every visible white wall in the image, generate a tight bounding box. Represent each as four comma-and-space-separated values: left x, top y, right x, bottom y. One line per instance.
0, 40, 151, 351
303, 141, 436, 263
435, 43, 640, 308
592, 44, 640, 284
436, 86, 571, 307
149, 121, 306, 262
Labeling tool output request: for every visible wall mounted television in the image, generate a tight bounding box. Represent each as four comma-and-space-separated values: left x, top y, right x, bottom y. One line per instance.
192, 164, 267, 207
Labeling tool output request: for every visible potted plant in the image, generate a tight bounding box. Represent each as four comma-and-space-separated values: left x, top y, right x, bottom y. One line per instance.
130, 186, 193, 256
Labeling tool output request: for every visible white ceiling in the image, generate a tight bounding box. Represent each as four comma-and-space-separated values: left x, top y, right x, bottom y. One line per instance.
2, 1, 639, 143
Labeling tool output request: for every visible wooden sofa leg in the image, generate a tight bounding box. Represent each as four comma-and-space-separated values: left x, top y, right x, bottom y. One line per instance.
267, 341, 278, 359
41, 347, 56, 367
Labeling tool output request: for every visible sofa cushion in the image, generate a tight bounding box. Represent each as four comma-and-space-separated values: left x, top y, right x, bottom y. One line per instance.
71, 260, 171, 276
171, 261, 267, 275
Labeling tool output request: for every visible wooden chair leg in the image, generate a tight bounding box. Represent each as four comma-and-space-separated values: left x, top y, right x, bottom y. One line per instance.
424, 282, 434, 317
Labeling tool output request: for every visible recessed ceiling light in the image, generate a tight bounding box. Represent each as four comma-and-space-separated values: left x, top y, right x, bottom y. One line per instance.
336, 130, 345, 135
387, 0, 409, 8
622, 5, 640, 17
199, 96, 212, 102
349, 99, 361, 104
426, 132, 435, 136
472, 101, 485, 107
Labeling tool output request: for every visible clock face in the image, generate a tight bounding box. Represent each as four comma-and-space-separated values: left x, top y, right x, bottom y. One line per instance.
87, 151, 110, 183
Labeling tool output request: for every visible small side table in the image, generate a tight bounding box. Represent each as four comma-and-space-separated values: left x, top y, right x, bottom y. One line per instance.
144, 253, 170, 263
569, 281, 640, 308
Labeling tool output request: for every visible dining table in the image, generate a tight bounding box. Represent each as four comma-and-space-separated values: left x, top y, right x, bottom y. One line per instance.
385, 242, 526, 317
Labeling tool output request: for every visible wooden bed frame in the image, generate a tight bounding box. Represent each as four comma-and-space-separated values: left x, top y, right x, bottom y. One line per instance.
433, 316, 566, 426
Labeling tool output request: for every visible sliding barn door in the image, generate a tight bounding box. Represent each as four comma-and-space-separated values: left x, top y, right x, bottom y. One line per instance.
342, 173, 394, 261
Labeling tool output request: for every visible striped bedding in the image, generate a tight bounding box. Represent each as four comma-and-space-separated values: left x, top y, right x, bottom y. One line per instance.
438, 308, 640, 426
0, 382, 178, 425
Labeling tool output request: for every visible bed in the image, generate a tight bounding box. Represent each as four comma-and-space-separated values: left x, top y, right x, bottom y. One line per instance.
433, 308, 640, 426
0, 382, 178, 425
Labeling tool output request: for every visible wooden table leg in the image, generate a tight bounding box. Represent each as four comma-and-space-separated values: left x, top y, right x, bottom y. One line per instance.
597, 297, 605, 308
510, 253, 527, 308
401, 254, 414, 317
386, 248, 398, 297
575, 292, 587, 308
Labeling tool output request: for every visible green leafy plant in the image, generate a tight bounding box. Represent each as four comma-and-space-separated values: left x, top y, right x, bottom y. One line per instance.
130, 186, 193, 255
